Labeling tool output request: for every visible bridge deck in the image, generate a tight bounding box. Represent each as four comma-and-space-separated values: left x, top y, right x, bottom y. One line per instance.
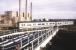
35, 29, 59, 50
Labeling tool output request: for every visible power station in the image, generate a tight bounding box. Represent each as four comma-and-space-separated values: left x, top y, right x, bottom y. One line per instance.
18, 0, 32, 22
0, 0, 75, 50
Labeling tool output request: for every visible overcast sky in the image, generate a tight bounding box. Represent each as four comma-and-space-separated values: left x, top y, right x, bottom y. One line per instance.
0, 0, 76, 19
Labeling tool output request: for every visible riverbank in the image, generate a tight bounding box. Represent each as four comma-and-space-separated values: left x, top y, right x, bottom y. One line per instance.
45, 29, 76, 50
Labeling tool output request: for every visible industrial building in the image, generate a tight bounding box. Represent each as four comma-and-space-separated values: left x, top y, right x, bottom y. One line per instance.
0, 0, 32, 30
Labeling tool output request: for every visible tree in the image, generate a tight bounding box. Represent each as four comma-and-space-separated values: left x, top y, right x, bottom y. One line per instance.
42, 18, 46, 21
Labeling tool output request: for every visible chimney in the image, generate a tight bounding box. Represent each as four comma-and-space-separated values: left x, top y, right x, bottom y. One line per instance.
18, 0, 21, 22
30, 2, 32, 21
25, 0, 27, 20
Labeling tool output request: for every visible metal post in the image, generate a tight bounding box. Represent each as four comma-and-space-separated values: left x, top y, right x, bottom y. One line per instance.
31, 42, 33, 50
45, 30, 47, 39
33, 32, 35, 40
49, 30, 50, 35
50, 30, 51, 35
20, 38, 22, 48
2, 45, 4, 50
28, 33, 29, 43
47, 31, 49, 37
42, 31, 44, 41
38, 31, 39, 45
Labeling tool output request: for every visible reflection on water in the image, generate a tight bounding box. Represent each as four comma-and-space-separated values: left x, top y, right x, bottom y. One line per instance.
46, 30, 76, 50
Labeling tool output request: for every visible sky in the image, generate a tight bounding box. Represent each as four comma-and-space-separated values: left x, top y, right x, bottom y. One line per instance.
0, 0, 76, 19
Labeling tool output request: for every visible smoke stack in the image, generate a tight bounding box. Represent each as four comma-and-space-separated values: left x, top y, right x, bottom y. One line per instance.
25, 0, 27, 20
30, 2, 32, 21
19, 0, 21, 22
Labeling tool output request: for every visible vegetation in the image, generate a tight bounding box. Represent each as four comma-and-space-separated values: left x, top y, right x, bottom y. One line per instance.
59, 25, 76, 31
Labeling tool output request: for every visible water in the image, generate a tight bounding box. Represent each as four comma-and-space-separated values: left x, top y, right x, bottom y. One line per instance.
46, 30, 76, 50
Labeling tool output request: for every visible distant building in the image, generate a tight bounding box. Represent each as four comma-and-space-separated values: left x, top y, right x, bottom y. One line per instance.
0, 12, 15, 30
0, 0, 33, 30
0, 10, 32, 30
5, 11, 32, 22
5, 11, 17, 17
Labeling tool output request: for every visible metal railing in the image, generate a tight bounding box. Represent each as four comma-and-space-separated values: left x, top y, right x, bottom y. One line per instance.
0, 27, 58, 50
